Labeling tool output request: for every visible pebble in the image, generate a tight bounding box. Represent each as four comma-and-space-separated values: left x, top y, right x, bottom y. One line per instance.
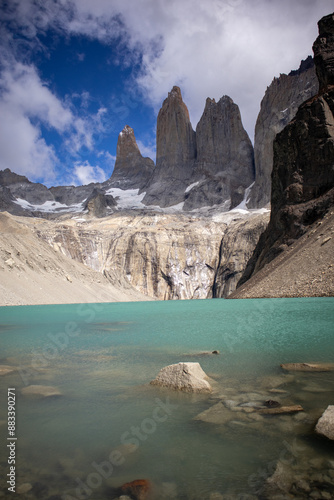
17, 483, 32, 494
294, 479, 310, 492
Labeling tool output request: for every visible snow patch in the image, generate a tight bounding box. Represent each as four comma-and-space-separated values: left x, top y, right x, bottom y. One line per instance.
13, 198, 84, 213
185, 181, 200, 193
105, 188, 146, 209
231, 182, 255, 212
164, 202, 185, 212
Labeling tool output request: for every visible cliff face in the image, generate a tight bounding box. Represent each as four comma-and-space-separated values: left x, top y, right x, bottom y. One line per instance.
0, 212, 150, 306
143, 86, 197, 207
236, 13, 334, 294
213, 213, 269, 298
40, 213, 225, 300
249, 57, 319, 208
32, 210, 268, 301
313, 14, 334, 91
184, 96, 255, 210
143, 88, 254, 211
109, 125, 155, 190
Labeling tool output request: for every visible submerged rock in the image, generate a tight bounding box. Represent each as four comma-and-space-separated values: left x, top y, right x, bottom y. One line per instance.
0, 365, 17, 375
150, 362, 212, 393
120, 479, 151, 500
259, 404, 304, 415
17, 483, 32, 494
281, 362, 334, 372
194, 401, 235, 425
21, 385, 62, 398
263, 460, 295, 497
315, 405, 334, 440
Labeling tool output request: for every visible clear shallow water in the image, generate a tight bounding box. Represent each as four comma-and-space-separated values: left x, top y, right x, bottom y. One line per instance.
0, 297, 333, 499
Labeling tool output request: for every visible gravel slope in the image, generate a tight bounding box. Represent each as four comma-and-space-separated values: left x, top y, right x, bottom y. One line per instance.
230, 209, 334, 298
0, 212, 151, 306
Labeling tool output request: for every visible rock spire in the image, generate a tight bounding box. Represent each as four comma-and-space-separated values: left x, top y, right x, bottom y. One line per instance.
110, 125, 155, 190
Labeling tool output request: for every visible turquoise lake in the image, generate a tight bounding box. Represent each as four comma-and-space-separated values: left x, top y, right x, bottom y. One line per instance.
0, 297, 334, 499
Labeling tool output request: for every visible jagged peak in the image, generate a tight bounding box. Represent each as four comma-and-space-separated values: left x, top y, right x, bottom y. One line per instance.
205, 97, 216, 107
116, 125, 141, 159
288, 56, 314, 77
0, 168, 32, 186
169, 86, 182, 99
218, 95, 234, 106
313, 12, 334, 91
161, 85, 185, 108
119, 124, 135, 137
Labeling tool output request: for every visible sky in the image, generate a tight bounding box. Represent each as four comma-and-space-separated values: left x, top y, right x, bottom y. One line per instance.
0, 0, 333, 187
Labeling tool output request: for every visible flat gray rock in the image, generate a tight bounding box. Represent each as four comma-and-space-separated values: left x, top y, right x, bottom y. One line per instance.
21, 385, 62, 398
281, 363, 334, 372
150, 362, 212, 393
0, 365, 16, 376
315, 405, 334, 440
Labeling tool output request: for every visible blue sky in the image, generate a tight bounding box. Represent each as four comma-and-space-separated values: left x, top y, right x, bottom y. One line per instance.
0, 0, 333, 187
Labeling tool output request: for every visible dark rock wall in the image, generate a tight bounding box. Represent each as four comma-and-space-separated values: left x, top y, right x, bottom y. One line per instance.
238, 12, 334, 287
249, 57, 318, 208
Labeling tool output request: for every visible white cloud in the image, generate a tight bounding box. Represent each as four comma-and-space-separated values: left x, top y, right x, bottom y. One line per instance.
111, 0, 332, 139
136, 139, 156, 162
1, 63, 73, 132
0, 60, 102, 181
31, 0, 331, 140
73, 161, 108, 185
0, 101, 57, 180
1, 0, 333, 180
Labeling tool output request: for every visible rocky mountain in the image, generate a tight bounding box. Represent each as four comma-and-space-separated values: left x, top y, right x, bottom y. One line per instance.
143, 87, 255, 211
212, 212, 269, 298
0, 168, 113, 218
143, 86, 197, 207
248, 56, 319, 208
1, 13, 332, 305
0, 211, 150, 306
184, 95, 255, 211
0, 209, 269, 305
234, 12, 334, 298
110, 125, 155, 190
0, 68, 316, 217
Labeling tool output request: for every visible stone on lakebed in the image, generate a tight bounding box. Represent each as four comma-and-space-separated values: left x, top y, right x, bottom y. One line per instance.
21, 385, 62, 398
150, 362, 212, 393
315, 405, 334, 440
280, 363, 334, 372
120, 479, 151, 500
0, 365, 17, 376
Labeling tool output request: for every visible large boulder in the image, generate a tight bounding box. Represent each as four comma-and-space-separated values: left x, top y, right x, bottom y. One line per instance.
150, 362, 212, 393
315, 405, 334, 440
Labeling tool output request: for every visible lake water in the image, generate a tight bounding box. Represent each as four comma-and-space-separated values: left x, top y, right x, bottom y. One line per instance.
0, 297, 333, 499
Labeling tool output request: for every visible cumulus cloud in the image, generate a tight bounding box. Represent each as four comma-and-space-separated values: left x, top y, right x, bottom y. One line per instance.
0, 101, 58, 180
114, 0, 333, 137
73, 161, 108, 185
0, 63, 66, 180
136, 139, 156, 162
62, 0, 333, 137
1, 63, 73, 132
0, 60, 102, 181
1, 0, 333, 186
